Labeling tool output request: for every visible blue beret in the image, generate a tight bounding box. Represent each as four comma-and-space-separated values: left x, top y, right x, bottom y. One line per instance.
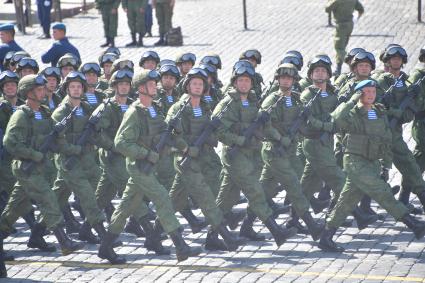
354, 79, 377, 92
52, 22, 66, 31
0, 23, 15, 32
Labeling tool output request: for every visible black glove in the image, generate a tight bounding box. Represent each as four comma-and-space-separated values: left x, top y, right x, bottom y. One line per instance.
380, 167, 389, 182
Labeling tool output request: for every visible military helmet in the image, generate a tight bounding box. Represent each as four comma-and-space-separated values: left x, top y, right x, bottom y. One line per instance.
344, 47, 366, 64
104, 46, 121, 57
199, 63, 217, 83
176, 52, 196, 65
239, 49, 262, 64
0, 70, 19, 88
57, 53, 81, 69
132, 69, 160, 90
10, 51, 31, 68
79, 62, 102, 76
158, 59, 176, 69
379, 44, 401, 62
3, 51, 16, 70
110, 69, 133, 86
139, 50, 160, 67
16, 57, 39, 73
40, 66, 61, 84
280, 54, 303, 71
274, 63, 299, 80
351, 51, 376, 70
98, 52, 118, 67
159, 64, 180, 80
200, 53, 222, 69
182, 67, 208, 93
17, 74, 47, 96
232, 59, 253, 71
231, 63, 255, 84
285, 50, 303, 68
110, 59, 135, 75
382, 44, 407, 63
307, 54, 332, 78
62, 71, 88, 93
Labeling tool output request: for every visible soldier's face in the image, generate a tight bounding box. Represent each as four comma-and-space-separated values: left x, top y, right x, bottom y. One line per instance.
278, 75, 294, 92
0, 31, 12, 43
234, 76, 252, 94
2, 82, 17, 97
20, 68, 36, 77
180, 62, 193, 74
30, 85, 46, 102
68, 81, 83, 98
61, 66, 75, 78
46, 76, 58, 92
389, 56, 403, 70
142, 60, 157, 71
360, 86, 376, 106
103, 63, 112, 75
311, 67, 329, 83
140, 80, 157, 97
52, 29, 65, 40
85, 72, 98, 86
188, 78, 204, 96
161, 75, 177, 90
116, 81, 130, 96
354, 62, 372, 78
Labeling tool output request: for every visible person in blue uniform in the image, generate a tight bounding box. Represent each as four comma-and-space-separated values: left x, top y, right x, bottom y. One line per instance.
41, 23, 80, 67
37, 0, 53, 39
0, 24, 24, 72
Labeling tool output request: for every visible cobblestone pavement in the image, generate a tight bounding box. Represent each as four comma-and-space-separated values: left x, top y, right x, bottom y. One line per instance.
4, 0, 425, 282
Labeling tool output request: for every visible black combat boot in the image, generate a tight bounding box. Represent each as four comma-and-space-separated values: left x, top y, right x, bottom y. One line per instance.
78, 221, 100, 244
28, 223, 56, 252
62, 205, 81, 234
22, 209, 36, 229
154, 34, 165, 46
217, 223, 246, 251
300, 211, 324, 241
399, 187, 423, 214
401, 214, 425, 239
359, 195, 384, 220
153, 217, 168, 240
224, 210, 245, 230
139, 216, 170, 255
286, 208, 309, 235
318, 227, 344, 252
98, 232, 126, 264
100, 37, 110, 47
318, 185, 332, 201
169, 229, 202, 262
310, 197, 330, 214
205, 229, 227, 251
110, 37, 115, 47
267, 198, 290, 218
53, 226, 85, 255
352, 207, 379, 230
92, 222, 122, 247
264, 216, 297, 247
124, 216, 145, 237
126, 33, 137, 47
137, 33, 144, 47
239, 210, 265, 241
180, 209, 207, 234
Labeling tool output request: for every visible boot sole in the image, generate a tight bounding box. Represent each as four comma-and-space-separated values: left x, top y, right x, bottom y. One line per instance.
98, 252, 127, 264
318, 242, 345, 252
61, 243, 85, 256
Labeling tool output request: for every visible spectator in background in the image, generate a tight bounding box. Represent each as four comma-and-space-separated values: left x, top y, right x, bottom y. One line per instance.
145, 0, 153, 37
37, 0, 53, 39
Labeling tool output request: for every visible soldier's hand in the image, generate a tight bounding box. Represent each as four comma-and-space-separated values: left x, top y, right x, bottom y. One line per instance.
139, 7, 145, 13
147, 150, 159, 164
187, 146, 199, 157
123, 7, 127, 13
31, 151, 44, 162
111, 8, 117, 14
234, 136, 246, 146
349, 91, 362, 103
